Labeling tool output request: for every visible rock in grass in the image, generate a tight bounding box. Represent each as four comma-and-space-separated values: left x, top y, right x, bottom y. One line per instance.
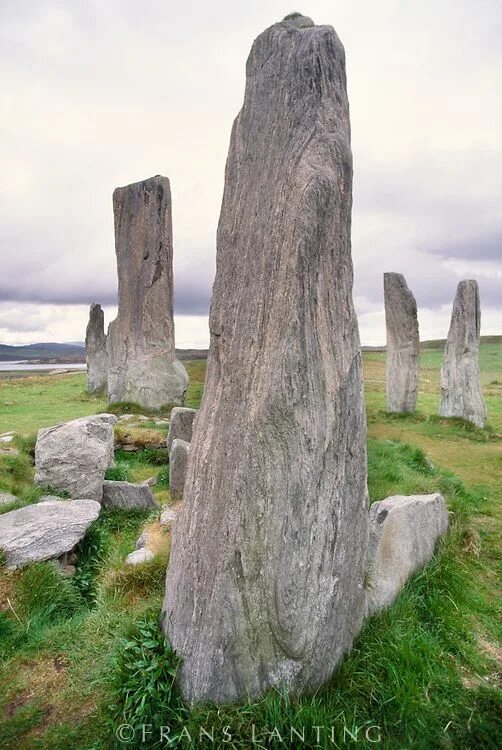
125, 548, 155, 566
163, 15, 368, 704
0, 498, 100, 569
365, 493, 449, 615
384, 273, 420, 413
168, 439, 189, 502
439, 280, 487, 428
106, 175, 189, 409
166, 407, 197, 453
102, 480, 158, 511
0, 492, 18, 506
85, 303, 108, 394
35, 414, 117, 503
159, 505, 179, 527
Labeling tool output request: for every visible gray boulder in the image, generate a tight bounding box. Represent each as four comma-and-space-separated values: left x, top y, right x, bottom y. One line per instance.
365, 493, 449, 615
0, 492, 18, 506
166, 407, 197, 452
439, 280, 487, 428
0, 498, 100, 569
159, 505, 180, 527
163, 15, 368, 704
168, 439, 189, 502
107, 175, 189, 409
85, 303, 108, 394
35, 414, 117, 503
125, 548, 154, 566
102, 480, 158, 511
384, 273, 420, 413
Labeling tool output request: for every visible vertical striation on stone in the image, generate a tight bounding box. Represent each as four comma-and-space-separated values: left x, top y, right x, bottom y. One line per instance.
163, 15, 368, 704
439, 280, 487, 427
86, 303, 108, 394
384, 273, 420, 413
168, 438, 189, 502
106, 175, 188, 409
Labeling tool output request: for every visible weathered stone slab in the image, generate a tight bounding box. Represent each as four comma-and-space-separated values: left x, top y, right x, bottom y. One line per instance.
439, 280, 487, 428
384, 273, 420, 413
35, 414, 116, 503
0, 492, 18, 506
102, 480, 158, 511
86, 303, 108, 394
0, 498, 100, 569
163, 15, 368, 704
107, 175, 189, 409
125, 548, 154, 566
365, 493, 448, 615
159, 505, 180, 527
166, 407, 197, 453
168, 439, 189, 502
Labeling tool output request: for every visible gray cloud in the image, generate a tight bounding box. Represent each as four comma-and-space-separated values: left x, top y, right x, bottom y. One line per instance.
0, 0, 501, 345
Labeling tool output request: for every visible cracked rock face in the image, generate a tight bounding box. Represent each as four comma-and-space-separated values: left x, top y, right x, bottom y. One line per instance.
384, 273, 420, 413
107, 176, 188, 409
86, 303, 108, 394
163, 15, 368, 704
439, 280, 487, 428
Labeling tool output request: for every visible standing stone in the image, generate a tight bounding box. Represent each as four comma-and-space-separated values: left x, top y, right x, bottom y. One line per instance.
107, 176, 188, 409
168, 439, 189, 501
166, 407, 197, 453
384, 273, 420, 413
85, 303, 108, 394
439, 280, 487, 428
163, 15, 368, 704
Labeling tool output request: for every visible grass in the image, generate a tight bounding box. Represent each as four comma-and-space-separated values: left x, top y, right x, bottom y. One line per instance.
0, 345, 500, 747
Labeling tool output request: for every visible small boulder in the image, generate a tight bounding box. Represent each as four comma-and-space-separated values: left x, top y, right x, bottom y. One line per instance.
125, 548, 155, 566
0, 492, 18, 506
35, 414, 117, 503
169, 439, 189, 502
365, 493, 448, 615
166, 408, 197, 453
0, 498, 100, 569
160, 505, 180, 527
102, 480, 158, 511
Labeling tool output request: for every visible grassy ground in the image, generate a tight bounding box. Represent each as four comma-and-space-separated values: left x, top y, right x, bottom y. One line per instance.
0, 348, 500, 748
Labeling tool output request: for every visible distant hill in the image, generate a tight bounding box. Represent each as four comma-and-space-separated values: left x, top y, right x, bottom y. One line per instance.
362, 335, 501, 353
0, 342, 209, 363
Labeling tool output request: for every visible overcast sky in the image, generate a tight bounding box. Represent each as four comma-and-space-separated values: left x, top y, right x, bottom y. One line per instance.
0, 0, 500, 347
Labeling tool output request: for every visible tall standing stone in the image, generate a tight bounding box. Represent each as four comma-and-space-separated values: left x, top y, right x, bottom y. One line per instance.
85, 303, 108, 394
439, 280, 487, 427
107, 176, 188, 409
384, 273, 420, 413
163, 15, 368, 704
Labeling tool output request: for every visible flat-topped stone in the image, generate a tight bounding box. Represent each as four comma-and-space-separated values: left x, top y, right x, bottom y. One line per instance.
102, 480, 158, 511
166, 407, 197, 453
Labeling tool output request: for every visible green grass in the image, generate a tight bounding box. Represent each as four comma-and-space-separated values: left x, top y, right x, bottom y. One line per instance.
0, 347, 500, 748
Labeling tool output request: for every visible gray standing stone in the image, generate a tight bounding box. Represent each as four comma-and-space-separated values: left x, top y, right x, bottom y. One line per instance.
365, 493, 449, 615
439, 280, 487, 428
0, 498, 100, 569
85, 303, 108, 394
106, 176, 188, 410
384, 273, 420, 413
168, 439, 189, 502
35, 414, 116, 503
166, 407, 197, 453
163, 15, 368, 704
102, 480, 158, 511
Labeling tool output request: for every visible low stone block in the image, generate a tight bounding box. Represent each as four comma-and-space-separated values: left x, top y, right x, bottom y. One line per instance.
102, 480, 158, 511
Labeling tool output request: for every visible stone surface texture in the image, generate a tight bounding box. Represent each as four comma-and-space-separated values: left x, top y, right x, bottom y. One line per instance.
365, 493, 449, 615
0, 498, 100, 569
125, 548, 154, 566
102, 480, 158, 510
163, 16, 368, 704
35, 414, 117, 502
166, 407, 197, 453
107, 175, 188, 409
439, 280, 487, 428
384, 273, 420, 413
85, 303, 108, 394
0, 492, 18, 506
168, 439, 189, 502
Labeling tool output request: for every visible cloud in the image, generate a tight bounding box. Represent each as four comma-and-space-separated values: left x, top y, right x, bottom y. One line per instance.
0, 0, 500, 345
